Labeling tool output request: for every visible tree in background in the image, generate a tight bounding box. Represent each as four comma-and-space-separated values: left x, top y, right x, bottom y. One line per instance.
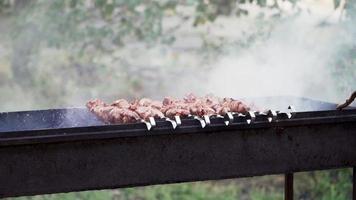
0, 0, 355, 199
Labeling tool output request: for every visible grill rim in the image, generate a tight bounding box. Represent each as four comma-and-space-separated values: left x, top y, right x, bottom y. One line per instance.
0, 109, 355, 146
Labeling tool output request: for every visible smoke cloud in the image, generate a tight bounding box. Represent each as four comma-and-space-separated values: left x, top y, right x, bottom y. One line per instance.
171, 11, 355, 107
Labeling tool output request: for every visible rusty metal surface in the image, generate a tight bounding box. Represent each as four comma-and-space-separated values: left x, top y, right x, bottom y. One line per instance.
0, 120, 356, 198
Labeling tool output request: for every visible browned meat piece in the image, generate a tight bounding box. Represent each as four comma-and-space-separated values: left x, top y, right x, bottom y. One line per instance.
129, 98, 164, 121
138, 98, 152, 106
163, 97, 175, 106
220, 98, 250, 113
214, 106, 231, 115
152, 108, 165, 118
150, 101, 163, 109
108, 107, 122, 123
86, 99, 113, 122
109, 107, 140, 123
202, 106, 216, 115
92, 105, 115, 123
204, 94, 220, 105
87, 99, 140, 123
86, 99, 107, 111
128, 100, 139, 110
137, 98, 162, 108
229, 100, 250, 113
130, 98, 163, 110
184, 93, 197, 103
184, 96, 216, 116
165, 108, 190, 118
122, 109, 141, 123
135, 106, 164, 121
161, 97, 190, 116
228, 100, 242, 112
111, 99, 130, 109
160, 104, 173, 114
206, 96, 250, 115
189, 103, 216, 116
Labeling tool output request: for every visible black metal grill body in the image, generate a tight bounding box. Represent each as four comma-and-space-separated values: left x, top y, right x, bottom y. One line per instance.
0, 97, 355, 198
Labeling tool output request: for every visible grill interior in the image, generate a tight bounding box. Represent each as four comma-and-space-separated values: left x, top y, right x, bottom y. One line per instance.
0, 96, 344, 133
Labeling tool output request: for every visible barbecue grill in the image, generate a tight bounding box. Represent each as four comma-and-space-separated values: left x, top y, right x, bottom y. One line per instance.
0, 95, 355, 199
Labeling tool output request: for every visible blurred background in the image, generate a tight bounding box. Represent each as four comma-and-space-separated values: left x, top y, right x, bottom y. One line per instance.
1, 0, 355, 199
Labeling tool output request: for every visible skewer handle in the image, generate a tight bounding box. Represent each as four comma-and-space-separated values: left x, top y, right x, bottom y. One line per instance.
337, 91, 356, 110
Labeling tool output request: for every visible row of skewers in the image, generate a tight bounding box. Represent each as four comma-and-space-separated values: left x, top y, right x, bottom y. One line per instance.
86, 94, 295, 130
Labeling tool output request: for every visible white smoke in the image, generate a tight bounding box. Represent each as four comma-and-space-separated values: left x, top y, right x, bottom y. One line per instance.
178, 11, 355, 105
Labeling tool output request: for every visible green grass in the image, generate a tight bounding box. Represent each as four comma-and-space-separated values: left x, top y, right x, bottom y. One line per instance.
250, 188, 283, 200
118, 182, 240, 200
9, 182, 241, 200
295, 168, 352, 200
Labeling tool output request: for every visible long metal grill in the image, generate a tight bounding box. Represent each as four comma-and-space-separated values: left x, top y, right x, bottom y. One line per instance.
0, 96, 355, 199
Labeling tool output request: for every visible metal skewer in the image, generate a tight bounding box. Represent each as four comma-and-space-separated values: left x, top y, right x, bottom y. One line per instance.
287, 106, 295, 119
194, 116, 206, 128
224, 112, 234, 126
203, 115, 211, 125
175, 116, 182, 126
267, 110, 277, 122
246, 111, 256, 124
165, 118, 177, 129
141, 120, 152, 131
149, 117, 156, 127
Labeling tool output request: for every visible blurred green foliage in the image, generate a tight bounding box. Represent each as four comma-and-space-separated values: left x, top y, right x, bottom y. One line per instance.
249, 188, 283, 200
9, 182, 241, 200
295, 168, 352, 200
6, 169, 352, 200
1, 0, 354, 100
119, 183, 240, 200
9, 0, 304, 51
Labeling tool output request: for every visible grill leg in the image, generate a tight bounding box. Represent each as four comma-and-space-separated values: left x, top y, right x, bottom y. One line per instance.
353, 167, 355, 200
285, 173, 293, 200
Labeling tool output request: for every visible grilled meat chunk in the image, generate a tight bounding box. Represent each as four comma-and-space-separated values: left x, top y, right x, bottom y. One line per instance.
111, 99, 130, 109
223, 98, 250, 113
165, 108, 191, 118
137, 98, 163, 109
161, 97, 190, 117
183, 93, 197, 103
135, 106, 164, 121
110, 107, 140, 123
86, 99, 107, 111
188, 102, 216, 116
86, 103, 114, 123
